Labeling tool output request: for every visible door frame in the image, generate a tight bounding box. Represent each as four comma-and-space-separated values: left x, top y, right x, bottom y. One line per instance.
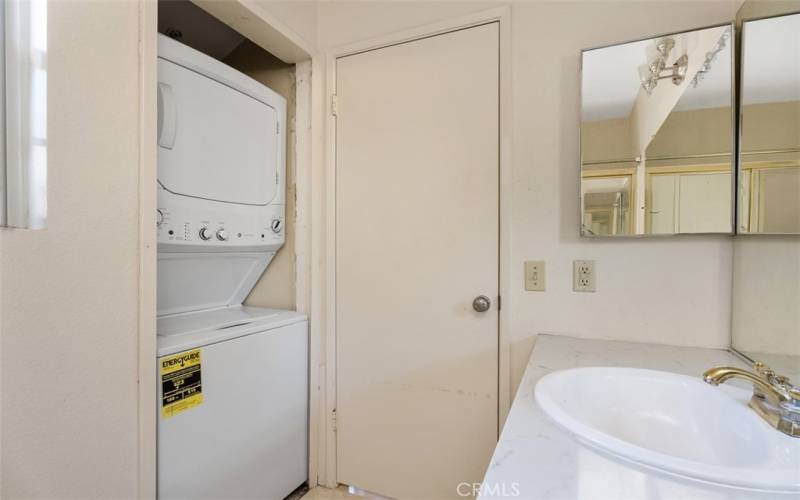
320, 6, 512, 487
137, 2, 158, 496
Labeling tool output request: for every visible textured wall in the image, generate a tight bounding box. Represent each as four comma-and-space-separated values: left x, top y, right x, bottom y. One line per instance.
0, 1, 142, 497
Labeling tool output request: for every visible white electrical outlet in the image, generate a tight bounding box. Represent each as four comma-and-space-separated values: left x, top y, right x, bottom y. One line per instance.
524, 261, 546, 291
573, 260, 596, 292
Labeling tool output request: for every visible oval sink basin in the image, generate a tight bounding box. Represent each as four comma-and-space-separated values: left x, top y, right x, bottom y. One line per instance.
534, 367, 800, 493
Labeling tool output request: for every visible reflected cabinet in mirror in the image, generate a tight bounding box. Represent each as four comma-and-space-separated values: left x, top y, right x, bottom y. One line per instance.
581, 25, 734, 236
738, 13, 800, 234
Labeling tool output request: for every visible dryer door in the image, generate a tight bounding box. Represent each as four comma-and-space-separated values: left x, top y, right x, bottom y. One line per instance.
157, 58, 279, 206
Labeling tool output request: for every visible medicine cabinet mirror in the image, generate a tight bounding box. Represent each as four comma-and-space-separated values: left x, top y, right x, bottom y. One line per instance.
580, 25, 734, 237
737, 12, 800, 235
731, 2, 800, 383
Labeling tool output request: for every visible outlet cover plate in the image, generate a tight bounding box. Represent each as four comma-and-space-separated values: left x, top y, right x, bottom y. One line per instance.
573, 260, 596, 292
525, 260, 546, 291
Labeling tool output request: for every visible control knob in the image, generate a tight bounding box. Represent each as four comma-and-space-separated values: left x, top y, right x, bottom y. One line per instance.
271, 219, 282, 233
198, 227, 212, 240
156, 209, 164, 227
216, 229, 229, 241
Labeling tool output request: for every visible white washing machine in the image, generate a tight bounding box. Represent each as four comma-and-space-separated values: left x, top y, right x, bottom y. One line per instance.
157, 308, 307, 500
156, 34, 307, 500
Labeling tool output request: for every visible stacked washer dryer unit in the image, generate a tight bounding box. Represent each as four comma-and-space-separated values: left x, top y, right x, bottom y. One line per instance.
156, 34, 307, 500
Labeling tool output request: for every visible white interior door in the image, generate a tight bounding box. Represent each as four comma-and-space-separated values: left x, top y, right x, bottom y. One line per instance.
335, 23, 499, 499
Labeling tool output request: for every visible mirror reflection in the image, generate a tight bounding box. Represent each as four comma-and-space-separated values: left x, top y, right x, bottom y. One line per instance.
739, 13, 800, 234
581, 25, 734, 236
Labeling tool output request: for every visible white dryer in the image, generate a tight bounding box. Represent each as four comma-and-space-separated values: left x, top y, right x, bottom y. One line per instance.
155, 34, 307, 500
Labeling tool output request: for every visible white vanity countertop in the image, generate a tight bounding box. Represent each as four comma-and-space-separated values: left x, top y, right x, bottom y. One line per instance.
479, 335, 795, 500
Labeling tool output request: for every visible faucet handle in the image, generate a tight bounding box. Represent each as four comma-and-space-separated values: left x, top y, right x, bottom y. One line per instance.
754, 361, 775, 378
771, 375, 800, 401
756, 369, 800, 402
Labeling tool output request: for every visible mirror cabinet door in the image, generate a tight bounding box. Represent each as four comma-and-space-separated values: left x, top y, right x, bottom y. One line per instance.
580, 25, 734, 237
739, 13, 800, 235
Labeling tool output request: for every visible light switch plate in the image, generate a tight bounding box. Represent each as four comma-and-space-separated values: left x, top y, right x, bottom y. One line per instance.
524, 261, 546, 291
573, 260, 596, 292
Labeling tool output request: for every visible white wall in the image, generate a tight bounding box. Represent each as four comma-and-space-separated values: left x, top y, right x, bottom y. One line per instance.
317, 0, 741, 392
0, 1, 143, 497
247, 0, 318, 56
732, 237, 800, 356
261, 1, 317, 48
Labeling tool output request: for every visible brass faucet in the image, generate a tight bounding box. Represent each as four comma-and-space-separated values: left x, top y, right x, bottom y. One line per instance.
703, 362, 800, 438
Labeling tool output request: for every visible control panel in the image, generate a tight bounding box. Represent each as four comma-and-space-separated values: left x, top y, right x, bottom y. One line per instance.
157, 185, 284, 252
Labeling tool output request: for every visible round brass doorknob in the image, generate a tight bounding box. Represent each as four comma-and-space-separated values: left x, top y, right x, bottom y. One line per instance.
472, 295, 491, 313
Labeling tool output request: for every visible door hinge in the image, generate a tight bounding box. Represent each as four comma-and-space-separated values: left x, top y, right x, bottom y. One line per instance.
331, 94, 338, 117
497, 295, 502, 311
331, 408, 338, 432
276, 121, 280, 134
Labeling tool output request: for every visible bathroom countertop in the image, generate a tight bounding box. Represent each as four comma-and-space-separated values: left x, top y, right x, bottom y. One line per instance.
479, 335, 795, 500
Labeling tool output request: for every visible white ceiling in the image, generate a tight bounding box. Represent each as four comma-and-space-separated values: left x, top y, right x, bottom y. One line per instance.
742, 13, 800, 105
581, 26, 740, 122
674, 39, 733, 111
581, 39, 649, 122
673, 40, 731, 112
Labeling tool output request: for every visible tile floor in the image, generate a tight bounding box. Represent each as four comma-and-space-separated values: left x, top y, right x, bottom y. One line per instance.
301, 485, 390, 500
301, 486, 354, 499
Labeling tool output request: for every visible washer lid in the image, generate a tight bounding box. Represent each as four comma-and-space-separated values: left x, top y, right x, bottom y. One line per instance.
157, 305, 282, 338
156, 306, 307, 357
157, 57, 280, 206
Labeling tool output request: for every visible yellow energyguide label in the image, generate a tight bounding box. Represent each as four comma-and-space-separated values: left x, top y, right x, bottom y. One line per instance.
161, 349, 203, 418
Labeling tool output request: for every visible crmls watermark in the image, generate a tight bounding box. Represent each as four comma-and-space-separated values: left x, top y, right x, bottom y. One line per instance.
456, 482, 520, 497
